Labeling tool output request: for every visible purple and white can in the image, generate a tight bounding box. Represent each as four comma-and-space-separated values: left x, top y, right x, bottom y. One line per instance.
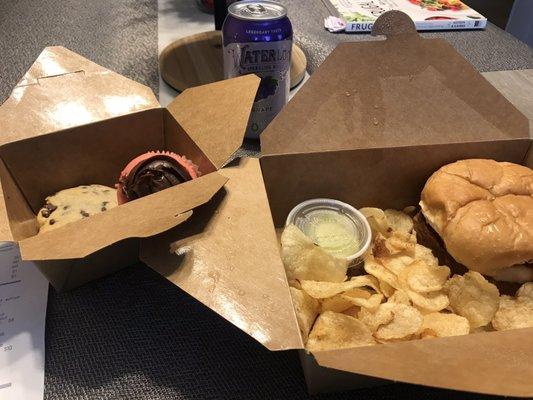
222, 1, 293, 139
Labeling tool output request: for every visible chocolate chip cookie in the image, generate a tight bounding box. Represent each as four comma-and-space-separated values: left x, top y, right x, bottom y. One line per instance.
37, 184, 117, 233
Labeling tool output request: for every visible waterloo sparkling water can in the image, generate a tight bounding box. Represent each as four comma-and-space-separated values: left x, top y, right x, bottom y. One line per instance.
222, 1, 293, 139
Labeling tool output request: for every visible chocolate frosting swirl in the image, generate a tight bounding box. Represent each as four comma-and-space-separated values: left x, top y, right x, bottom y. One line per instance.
122, 158, 192, 201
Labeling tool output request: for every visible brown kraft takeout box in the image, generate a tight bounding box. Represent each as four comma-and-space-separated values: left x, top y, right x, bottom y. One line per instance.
140, 12, 533, 397
0, 46, 259, 291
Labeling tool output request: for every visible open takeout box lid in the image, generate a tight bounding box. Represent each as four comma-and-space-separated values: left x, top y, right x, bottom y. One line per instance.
0, 46, 160, 145
142, 12, 533, 397
0, 47, 260, 263
260, 11, 529, 155
0, 45, 258, 170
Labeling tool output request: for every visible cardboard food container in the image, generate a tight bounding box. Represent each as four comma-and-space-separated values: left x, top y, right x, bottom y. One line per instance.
0, 46, 259, 291
141, 12, 533, 397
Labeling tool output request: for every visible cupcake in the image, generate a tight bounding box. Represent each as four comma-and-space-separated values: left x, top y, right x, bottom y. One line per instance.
116, 151, 200, 204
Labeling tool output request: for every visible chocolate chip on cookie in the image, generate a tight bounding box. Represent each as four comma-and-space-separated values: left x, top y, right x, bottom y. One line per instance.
41, 203, 57, 218
80, 210, 90, 218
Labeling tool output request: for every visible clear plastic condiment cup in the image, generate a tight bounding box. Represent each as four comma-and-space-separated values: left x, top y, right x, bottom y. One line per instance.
285, 198, 372, 265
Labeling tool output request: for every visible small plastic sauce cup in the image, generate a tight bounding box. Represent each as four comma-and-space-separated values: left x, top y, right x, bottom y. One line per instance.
285, 198, 372, 264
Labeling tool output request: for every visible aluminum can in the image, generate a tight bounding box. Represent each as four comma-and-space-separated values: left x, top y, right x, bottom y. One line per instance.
223, 1, 293, 139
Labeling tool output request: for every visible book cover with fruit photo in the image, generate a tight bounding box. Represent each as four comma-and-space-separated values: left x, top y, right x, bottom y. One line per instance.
324, 0, 487, 32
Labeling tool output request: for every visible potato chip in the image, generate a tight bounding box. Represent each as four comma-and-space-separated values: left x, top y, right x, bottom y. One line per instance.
364, 253, 400, 289
385, 209, 414, 234
342, 291, 384, 311
288, 279, 301, 289
342, 306, 360, 318
359, 207, 390, 237
380, 255, 413, 277
379, 280, 395, 298
301, 275, 380, 299
420, 328, 438, 339
444, 272, 500, 329
399, 261, 450, 293
517, 282, 533, 300
374, 233, 416, 258
349, 275, 382, 292
387, 289, 411, 305
281, 224, 314, 269
281, 225, 347, 282
293, 248, 348, 283
375, 335, 416, 344
357, 304, 394, 332
344, 287, 372, 299
420, 312, 470, 337
307, 311, 376, 351
320, 295, 353, 313
373, 233, 417, 276
289, 287, 319, 342
374, 303, 423, 341
491, 295, 533, 331
414, 244, 439, 267
407, 290, 449, 312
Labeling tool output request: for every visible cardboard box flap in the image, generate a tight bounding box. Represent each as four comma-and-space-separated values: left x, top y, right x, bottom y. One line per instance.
482, 69, 533, 138
166, 75, 260, 169
140, 158, 303, 351
0, 192, 13, 242
0, 157, 37, 242
313, 328, 533, 397
0, 46, 159, 145
16, 46, 108, 86
371, 9, 418, 37
261, 138, 531, 227
260, 11, 529, 155
19, 172, 227, 260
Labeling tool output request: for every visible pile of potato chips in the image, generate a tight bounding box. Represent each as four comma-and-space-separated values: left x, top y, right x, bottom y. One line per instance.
282, 207, 533, 351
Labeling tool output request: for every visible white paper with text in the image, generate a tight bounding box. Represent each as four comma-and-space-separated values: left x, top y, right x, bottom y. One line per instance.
0, 242, 48, 400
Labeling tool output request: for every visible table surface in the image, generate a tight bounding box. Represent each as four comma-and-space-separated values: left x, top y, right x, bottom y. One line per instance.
0, 1, 532, 399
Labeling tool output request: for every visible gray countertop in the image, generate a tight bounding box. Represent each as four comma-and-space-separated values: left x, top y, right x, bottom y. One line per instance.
0, 1, 531, 399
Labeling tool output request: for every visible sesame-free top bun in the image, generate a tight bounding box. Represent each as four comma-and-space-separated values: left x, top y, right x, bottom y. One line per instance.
420, 159, 533, 281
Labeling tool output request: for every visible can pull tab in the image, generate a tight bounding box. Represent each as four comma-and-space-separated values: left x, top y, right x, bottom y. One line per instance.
246, 4, 266, 14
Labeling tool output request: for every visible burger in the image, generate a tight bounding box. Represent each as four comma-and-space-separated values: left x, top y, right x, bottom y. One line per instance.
418, 159, 533, 283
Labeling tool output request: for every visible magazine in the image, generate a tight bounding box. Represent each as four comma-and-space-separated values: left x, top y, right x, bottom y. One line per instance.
324, 0, 487, 33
